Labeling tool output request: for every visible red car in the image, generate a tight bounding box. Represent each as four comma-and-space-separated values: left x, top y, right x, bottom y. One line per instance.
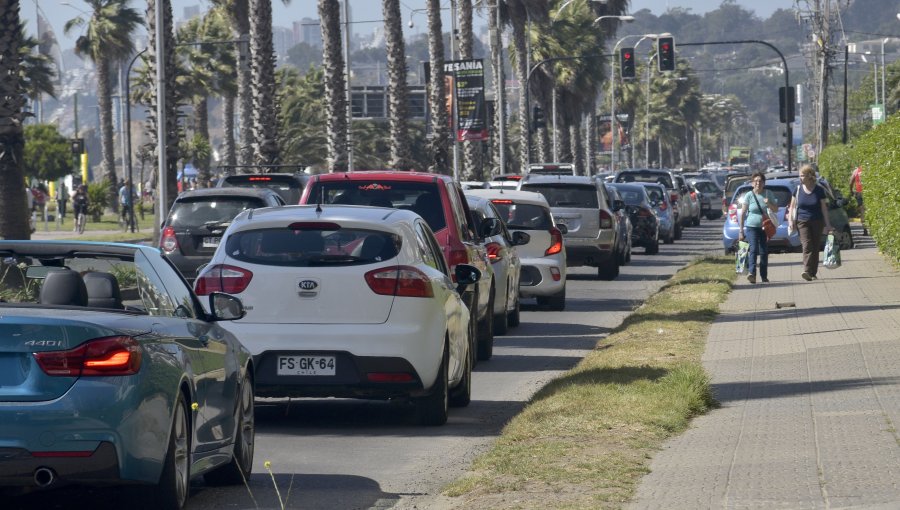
301, 171, 499, 361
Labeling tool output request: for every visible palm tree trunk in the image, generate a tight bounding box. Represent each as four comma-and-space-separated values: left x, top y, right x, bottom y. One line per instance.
96, 59, 118, 212
223, 93, 237, 171
0, 0, 30, 240
146, 0, 179, 224
249, 0, 279, 166
569, 120, 583, 176
227, 0, 253, 168
585, 112, 596, 175
426, 0, 450, 175
456, 0, 480, 179
509, 9, 529, 173
382, 0, 411, 170
195, 96, 211, 186
319, 0, 348, 172
488, 0, 504, 177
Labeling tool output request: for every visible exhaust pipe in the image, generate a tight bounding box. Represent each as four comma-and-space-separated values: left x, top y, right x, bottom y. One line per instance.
34, 467, 56, 488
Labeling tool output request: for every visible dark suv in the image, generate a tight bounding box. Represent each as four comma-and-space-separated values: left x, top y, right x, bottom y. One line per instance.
300, 171, 499, 361
614, 169, 688, 240
161, 187, 284, 282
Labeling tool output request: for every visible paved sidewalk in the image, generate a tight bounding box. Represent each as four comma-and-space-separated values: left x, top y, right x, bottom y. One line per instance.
631, 228, 900, 509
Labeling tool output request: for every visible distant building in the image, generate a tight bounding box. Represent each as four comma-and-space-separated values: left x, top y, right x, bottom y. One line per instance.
273, 26, 295, 60
293, 18, 323, 48
183, 5, 201, 20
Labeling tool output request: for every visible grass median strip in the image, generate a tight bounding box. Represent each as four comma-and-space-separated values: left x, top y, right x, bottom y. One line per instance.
444, 256, 736, 509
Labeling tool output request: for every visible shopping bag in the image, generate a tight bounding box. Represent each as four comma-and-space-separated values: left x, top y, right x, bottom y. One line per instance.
762, 217, 776, 240
824, 234, 841, 269
767, 208, 781, 228
735, 240, 749, 274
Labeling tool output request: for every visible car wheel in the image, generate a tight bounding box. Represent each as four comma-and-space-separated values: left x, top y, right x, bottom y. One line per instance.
415, 344, 449, 426
493, 289, 509, 336
448, 335, 472, 408
548, 286, 566, 311
149, 392, 190, 510
840, 225, 854, 250
616, 243, 627, 266
476, 287, 495, 361
665, 229, 675, 244
204, 373, 255, 486
646, 238, 659, 255
674, 224, 683, 240
507, 294, 521, 327
693, 215, 701, 226
598, 259, 619, 281
625, 240, 632, 264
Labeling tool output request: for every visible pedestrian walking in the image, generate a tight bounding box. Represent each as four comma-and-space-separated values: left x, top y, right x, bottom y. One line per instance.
788, 164, 833, 281
849, 165, 865, 235
737, 171, 778, 284
55, 182, 68, 220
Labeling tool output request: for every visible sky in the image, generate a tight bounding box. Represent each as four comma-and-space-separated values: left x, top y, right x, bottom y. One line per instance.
26, 0, 788, 51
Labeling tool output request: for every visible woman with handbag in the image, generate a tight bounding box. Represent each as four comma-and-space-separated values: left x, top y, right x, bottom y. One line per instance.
738, 171, 778, 284
788, 165, 833, 281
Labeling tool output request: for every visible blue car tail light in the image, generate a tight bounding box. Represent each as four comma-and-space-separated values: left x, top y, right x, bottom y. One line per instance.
34, 336, 142, 377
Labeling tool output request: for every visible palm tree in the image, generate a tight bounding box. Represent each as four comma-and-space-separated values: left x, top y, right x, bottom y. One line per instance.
318, 0, 347, 172
484, 0, 506, 176
20, 25, 57, 102
456, 0, 484, 179
211, 0, 253, 168
249, 0, 279, 166
426, 0, 450, 174
65, 0, 142, 213
145, 0, 179, 234
382, 0, 412, 170
0, 0, 32, 240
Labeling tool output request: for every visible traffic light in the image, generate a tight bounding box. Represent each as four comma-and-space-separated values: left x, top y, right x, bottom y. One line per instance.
70, 138, 84, 155
620, 47, 636, 79
657, 36, 675, 72
532, 106, 546, 130
779, 86, 795, 123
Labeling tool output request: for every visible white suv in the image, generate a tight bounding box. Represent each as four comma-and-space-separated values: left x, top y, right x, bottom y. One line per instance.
195, 205, 482, 425
466, 189, 568, 310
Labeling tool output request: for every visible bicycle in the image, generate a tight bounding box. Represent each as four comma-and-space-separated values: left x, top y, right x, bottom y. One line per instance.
74, 209, 86, 234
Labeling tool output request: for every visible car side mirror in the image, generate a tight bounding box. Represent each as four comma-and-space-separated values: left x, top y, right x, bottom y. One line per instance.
209, 292, 245, 321
613, 199, 625, 211
555, 223, 568, 235
479, 217, 502, 238
454, 264, 481, 292
511, 230, 531, 246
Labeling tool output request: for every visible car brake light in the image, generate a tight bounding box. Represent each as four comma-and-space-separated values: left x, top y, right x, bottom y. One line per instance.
160, 226, 178, 253
447, 248, 469, 282
546, 227, 563, 256
490, 199, 513, 205
365, 266, 434, 298
690, 191, 697, 200
485, 242, 503, 262
34, 336, 142, 377
599, 209, 613, 229
728, 203, 738, 222
194, 264, 254, 295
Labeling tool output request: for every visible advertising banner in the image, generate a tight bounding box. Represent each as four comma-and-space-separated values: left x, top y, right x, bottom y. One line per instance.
444, 59, 489, 142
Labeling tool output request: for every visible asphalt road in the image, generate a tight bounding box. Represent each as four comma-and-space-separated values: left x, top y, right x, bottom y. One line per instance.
8, 220, 725, 510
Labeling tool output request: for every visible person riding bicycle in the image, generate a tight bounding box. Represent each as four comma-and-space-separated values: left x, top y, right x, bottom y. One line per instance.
72, 184, 89, 232
118, 182, 134, 228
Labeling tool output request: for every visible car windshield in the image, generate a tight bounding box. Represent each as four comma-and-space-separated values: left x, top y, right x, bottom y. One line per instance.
615, 172, 674, 188
693, 181, 720, 193
225, 227, 400, 267
220, 176, 302, 204
520, 184, 598, 208
167, 197, 264, 228
306, 181, 447, 233
490, 202, 553, 230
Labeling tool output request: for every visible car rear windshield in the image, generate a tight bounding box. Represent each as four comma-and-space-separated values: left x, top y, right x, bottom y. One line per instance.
490, 202, 553, 230
693, 181, 720, 193
520, 184, 598, 208
306, 180, 447, 232
167, 197, 265, 228
220, 175, 301, 204
612, 187, 646, 206
615, 172, 674, 189
224, 227, 400, 267
733, 185, 792, 208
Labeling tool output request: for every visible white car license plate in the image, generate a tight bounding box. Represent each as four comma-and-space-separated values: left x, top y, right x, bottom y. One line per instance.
202, 236, 221, 248
277, 356, 336, 376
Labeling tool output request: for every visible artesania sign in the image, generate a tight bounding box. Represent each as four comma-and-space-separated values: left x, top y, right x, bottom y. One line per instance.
444, 59, 489, 142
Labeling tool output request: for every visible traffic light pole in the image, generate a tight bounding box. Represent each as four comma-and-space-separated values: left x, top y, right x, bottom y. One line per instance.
679, 40, 792, 173
524, 53, 612, 173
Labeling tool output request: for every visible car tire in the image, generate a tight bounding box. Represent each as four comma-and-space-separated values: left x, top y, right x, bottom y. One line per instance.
674, 223, 683, 240
415, 344, 449, 426
840, 225, 854, 250
147, 392, 191, 510
476, 288, 495, 361
646, 238, 659, 255
204, 372, 254, 486
625, 241, 632, 264
597, 259, 619, 281
508, 294, 521, 327
493, 290, 509, 336
693, 215, 701, 226
449, 335, 472, 408
547, 286, 566, 311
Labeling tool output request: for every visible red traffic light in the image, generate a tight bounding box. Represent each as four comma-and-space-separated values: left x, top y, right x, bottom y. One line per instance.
620, 47, 636, 79
657, 37, 675, 72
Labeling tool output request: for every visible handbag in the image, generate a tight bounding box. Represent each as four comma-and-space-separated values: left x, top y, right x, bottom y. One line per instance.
750, 192, 776, 240
824, 234, 842, 269
787, 187, 800, 235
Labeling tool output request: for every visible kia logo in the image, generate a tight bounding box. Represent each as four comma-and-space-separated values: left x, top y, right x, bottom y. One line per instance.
299, 280, 318, 291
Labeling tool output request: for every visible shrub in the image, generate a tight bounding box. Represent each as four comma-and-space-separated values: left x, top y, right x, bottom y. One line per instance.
87, 180, 110, 221
817, 142, 859, 217
853, 114, 900, 263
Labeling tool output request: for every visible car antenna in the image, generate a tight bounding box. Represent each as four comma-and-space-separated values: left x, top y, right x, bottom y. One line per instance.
316, 185, 323, 213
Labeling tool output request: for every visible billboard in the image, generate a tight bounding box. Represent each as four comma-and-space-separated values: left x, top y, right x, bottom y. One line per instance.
445, 59, 489, 142
597, 114, 628, 153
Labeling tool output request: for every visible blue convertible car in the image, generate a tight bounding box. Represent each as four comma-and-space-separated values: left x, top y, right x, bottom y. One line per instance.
0, 241, 253, 509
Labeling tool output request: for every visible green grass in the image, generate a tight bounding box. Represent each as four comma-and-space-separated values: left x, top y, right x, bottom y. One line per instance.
442, 256, 736, 509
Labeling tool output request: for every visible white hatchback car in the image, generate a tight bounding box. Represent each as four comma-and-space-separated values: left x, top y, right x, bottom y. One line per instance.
466, 189, 567, 310
195, 205, 481, 426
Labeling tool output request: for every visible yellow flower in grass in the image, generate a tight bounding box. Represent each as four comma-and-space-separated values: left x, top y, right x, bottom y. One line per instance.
191, 402, 199, 411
